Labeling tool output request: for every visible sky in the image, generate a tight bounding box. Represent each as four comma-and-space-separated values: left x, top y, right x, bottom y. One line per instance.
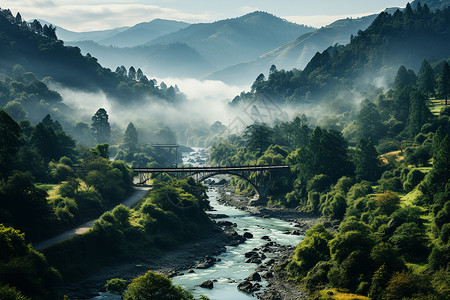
2, 0, 411, 32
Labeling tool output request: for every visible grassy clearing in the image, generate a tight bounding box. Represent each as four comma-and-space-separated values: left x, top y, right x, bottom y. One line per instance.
428, 98, 447, 116
318, 288, 369, 300
400, 189, 422, 207
35, 183, 58, 195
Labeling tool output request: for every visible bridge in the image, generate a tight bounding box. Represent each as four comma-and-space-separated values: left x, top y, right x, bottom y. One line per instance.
133, 165, 290, 203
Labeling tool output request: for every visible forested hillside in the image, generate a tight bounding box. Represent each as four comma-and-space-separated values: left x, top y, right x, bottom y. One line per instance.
233, 4, 450, 107
205, 14, 378, 85
0, 9, 182, 105
208, 3, 450, 298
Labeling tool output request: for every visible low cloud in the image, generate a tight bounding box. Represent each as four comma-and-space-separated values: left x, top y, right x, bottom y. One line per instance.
3, 2, 211, 31
284, 12, 378, 28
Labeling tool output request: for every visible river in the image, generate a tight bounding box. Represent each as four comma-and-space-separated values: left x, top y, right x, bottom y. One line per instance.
171, 187, 303, 299
92, 149, 304, 299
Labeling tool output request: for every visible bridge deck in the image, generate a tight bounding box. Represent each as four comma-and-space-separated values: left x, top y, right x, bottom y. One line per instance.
133, 165, 289, 173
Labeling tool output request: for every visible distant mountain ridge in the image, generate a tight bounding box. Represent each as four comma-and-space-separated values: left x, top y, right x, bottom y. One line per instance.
144, 11, 315, 69
37, 20, 130, 43
68, 40, 213, 77
97, 19, 190, 47
204, 14, 378, 85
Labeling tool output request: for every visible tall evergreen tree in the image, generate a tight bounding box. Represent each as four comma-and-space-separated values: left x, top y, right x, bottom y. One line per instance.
395, 66, 416, 90
136, 68, 144, 81
438, 62, 450, 106
0, 110, 22, 181
356, 99, 382, 142
124, 122, 138, 153
418, 59, 435, 97
91, 108, 111, 144
406, 91, 432, 137
243, 122, 273, 156
354, 138, 379, 182
128, 66, 136, 81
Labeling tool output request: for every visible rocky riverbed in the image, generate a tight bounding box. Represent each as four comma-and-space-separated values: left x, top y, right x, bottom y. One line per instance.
61, 186, 322, 300
215, 187, 324, 300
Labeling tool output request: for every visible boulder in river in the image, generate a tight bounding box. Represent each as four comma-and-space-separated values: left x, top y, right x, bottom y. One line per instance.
243, 232, 254, 239
198, 280, 214, 289
261, 235, 271, 240
245, 251, 258, 258
237, 281, 262, 293
246, 272, 261, 281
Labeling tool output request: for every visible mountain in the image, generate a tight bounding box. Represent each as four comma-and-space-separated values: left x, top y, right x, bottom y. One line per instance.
0, 10, 180, 104
68, 40, 213, 77
144, 11, 315, 69
38, 20, 130, 42
205, 14, 378, 85
233, 5, 450, 106
97, 19, 190, 47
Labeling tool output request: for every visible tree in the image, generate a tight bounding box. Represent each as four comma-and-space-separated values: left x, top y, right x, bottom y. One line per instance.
418, 59, 435, 97
395, 66, 416, 90
251, 73, 265, 92
128, 66, 136, 80
438, 62, 450, 106
116, 65, 127, 77
0, 224, 61, 299
91, 108, 111, 144
42, 24, 57, 40
356, 99, 382, 142
354, 138, 380, 182
136, 68, 144, 81
0, 110, 22, 181
406, 91, 432, 137
124, 122, 138, 153
15, 12, 22, 24
243, 121, 273, 155
123, 271, 194, 300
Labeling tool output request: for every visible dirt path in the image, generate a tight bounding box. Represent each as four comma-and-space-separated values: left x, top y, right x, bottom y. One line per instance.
33, 186, 151, 251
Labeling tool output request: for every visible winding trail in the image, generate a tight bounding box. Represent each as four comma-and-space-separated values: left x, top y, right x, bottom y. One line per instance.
33, 186, 151, 251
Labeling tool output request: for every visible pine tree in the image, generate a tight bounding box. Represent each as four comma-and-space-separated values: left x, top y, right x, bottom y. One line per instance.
356, 99, 382, 142
354, 137, 379, 182
124, 122, 138, 153
0, 110, 22, 181
136, 68, 144, 81
438, 62, 450, 106
91, 108, 111, 144
418, 60, 435, 97
406, 91, 432, 137
128, 66, 136, 80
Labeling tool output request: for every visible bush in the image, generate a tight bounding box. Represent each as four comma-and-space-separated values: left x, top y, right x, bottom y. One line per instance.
105, 278, 128, 295
403, 169, 425, 192
123, 271, 195, 300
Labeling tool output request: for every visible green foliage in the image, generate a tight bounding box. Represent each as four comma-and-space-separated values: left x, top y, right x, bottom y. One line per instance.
124, 122, 139, 153
354, 138, 380, 182
0, 171, 57, 241
356, 100, 383, 142
0, 110, 22, 181
243, 121, 273, 156
123, 271, 195, 300
105, 278, 128, 295
91, 108, 111, 144
0, 224, 61, 299
287, 224, 334, 280
0, 284, 30, 300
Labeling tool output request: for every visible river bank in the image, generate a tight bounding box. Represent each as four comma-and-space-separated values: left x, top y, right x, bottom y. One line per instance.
216, 187, 323, 300
61, 185, 322, 299
61, 222, 234, 299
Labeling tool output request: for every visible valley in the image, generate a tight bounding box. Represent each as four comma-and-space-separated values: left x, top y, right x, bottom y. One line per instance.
0, 1, 450, 300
